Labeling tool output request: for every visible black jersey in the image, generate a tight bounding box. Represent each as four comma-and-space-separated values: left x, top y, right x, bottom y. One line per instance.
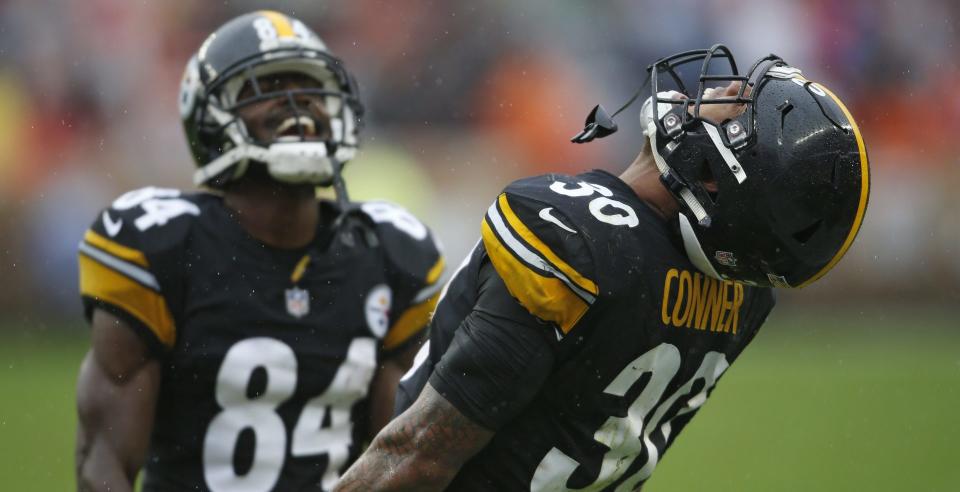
78, 187, 444, 492
397, 170, 775, 491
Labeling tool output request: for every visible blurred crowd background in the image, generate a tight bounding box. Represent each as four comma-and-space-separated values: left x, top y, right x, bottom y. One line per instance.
0, 0, 957, 320
1, 2, 959, 491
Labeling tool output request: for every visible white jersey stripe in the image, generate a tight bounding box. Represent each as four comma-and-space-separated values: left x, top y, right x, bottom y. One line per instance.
486, 203, 596, 304
78, 241, 161, 291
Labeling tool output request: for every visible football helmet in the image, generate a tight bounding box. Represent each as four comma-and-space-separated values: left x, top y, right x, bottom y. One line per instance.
639, 45, 870, 288
179, 10, 364, 188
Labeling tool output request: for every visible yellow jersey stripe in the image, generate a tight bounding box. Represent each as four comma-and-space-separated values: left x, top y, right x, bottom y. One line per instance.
84, 230, 148, 268
496, 194, 598, 296
426, 256, 446, 285
79, 254, 176, 347
797, 84, 870, 288
383, 292, 440, 351
260, 10, 295, 38
482, 219, 590, 334
290, 254, 311, 283
485, 199, 596, 304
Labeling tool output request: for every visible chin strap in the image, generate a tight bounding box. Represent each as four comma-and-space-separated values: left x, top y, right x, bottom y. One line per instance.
328, 156, 379, 249
649, 131, 710, 227
194, 142, 338, 186
702, 122, 747, 184
194, 145, 266, 185
643, 117, 711, 227
638, 92, 712, 227
678, 213, 722, 279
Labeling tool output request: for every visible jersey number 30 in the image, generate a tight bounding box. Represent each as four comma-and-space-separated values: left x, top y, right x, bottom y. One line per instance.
549, 180, 639, 228
531, 343, 729, 491
202, 337, 376, 492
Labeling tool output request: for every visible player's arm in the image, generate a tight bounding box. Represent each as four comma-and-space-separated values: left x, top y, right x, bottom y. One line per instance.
336, 260, 558, 491
365, 336, 423, 438
365, 201, 447, 439
365, 256, 442, 439
336, 382, 492, 491
338, 190, 595, 490
75, 309, 160, 492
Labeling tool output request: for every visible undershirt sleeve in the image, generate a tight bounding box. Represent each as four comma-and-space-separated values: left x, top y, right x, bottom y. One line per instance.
428, 259, 557, 431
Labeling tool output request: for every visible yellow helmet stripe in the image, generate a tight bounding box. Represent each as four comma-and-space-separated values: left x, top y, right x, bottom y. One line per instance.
259, 10, 295, 38
797, 84, 870, 288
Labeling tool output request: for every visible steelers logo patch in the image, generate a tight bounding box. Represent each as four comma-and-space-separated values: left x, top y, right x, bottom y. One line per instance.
365, 284, 393, 338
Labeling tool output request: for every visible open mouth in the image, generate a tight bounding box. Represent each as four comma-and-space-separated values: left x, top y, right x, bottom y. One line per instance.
274, 116, 317, 141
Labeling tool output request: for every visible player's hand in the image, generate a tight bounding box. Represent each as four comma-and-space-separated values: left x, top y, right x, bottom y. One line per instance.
638, 81, 750, 162
696, 81, 749, 123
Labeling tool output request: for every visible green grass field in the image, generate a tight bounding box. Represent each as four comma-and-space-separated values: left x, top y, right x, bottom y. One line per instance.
1, 307, 957, 491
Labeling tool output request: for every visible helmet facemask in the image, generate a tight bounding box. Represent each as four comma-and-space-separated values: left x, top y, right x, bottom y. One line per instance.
192, 53, 361, 188
571, 44, 868, 288
642, 46, 783, 225
639, 45, 869, 288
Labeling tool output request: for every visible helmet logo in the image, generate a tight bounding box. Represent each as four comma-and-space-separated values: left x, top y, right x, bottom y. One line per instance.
766, 273, 791, 289
714, 251, 738, 267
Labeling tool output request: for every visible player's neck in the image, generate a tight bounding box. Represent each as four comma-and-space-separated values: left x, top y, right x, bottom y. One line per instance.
223, 176, 319, 250
618, 152, 680, 221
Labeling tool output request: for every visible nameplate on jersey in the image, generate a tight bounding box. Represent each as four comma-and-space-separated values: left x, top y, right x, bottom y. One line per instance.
661, 268, 744, 334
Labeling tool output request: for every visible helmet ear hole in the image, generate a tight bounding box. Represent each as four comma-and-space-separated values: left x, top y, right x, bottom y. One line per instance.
699, 159, 719, 203
792, 219, 822, 245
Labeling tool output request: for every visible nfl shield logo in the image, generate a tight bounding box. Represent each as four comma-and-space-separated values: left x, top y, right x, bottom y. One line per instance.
714, 250, 738, 267
285, 287, 310, 318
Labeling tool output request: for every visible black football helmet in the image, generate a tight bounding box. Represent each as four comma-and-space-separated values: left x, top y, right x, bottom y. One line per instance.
179, 10, 364, 188
637, 45, 870, 288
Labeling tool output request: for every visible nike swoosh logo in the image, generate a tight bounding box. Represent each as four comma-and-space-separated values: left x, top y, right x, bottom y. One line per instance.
102, 211, 123, 237
554, 326, 564, 341
539, 207, 576, 233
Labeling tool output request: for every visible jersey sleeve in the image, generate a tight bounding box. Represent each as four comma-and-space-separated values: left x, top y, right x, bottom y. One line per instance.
480, 180, 599, 335
77, 187, 196, 353
428, 259, 557, 430
361, 201, 446, 353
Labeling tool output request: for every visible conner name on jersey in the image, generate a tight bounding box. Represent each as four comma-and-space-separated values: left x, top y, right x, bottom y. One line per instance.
661, 267, 745, 334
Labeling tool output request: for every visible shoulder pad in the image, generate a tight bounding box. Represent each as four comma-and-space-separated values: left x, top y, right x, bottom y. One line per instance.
90, 187, 202, 251
78, 187, 201, 350
359, 201, 444, 284
481, 177, 599, 335
359, 201, 445, 351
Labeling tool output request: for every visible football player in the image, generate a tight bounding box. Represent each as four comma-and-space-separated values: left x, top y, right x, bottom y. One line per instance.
334, 45, 870, 491
74, 11, 444, 492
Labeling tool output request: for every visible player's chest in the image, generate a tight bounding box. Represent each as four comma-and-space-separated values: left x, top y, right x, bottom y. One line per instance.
175, 244, 393, 359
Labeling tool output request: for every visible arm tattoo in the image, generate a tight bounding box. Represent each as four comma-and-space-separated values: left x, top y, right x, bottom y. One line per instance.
335, 383, 494, 491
